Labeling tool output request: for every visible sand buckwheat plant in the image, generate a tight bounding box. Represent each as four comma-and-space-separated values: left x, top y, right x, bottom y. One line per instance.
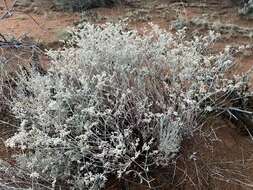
2, 23, 253, 189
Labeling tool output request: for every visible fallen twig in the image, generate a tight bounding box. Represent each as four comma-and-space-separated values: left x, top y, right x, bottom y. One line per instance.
0, 34, 41, 52
170, 2, 232, 9
0, 33, 7, 42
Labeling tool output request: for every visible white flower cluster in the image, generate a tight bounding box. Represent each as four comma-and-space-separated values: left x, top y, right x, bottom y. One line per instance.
4, 23, 251, 189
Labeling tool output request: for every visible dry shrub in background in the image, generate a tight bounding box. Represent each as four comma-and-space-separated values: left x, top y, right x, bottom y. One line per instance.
53, 0, 134, 11
240, 0, 253, 17
231, 0, 253, 17
1, 23, 253, 189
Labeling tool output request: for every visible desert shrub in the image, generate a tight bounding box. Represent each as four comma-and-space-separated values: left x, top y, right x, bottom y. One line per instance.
231, 0, 248, 6
0, 57, 16, 113
3, 23, 252, 189
235, 0, 253, 17
0, 60, 5, 112
53, 0, 122, 11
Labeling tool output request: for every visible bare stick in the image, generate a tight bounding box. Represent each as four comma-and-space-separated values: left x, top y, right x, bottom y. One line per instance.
0, 33, 7, 42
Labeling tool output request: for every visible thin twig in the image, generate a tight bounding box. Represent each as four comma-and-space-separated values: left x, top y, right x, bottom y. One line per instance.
0, 0, 17, 20
0, 33, 7, 42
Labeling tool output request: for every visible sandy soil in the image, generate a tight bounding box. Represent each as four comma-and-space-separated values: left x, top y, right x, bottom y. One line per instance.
0, 0, 80, 45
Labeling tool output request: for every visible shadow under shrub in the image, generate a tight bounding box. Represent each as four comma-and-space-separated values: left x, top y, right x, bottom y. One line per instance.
3, 23, 253, 189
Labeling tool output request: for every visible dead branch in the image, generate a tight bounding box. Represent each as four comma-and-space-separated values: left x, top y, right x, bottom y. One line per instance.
0, 33, 7, 42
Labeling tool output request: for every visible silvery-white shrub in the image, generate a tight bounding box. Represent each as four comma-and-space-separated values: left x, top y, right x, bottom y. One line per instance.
3, 23, 251, 189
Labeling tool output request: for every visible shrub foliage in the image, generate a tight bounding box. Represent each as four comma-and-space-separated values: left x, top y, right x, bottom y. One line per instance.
53, 0, 121, 11
3, 23, 253, 189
